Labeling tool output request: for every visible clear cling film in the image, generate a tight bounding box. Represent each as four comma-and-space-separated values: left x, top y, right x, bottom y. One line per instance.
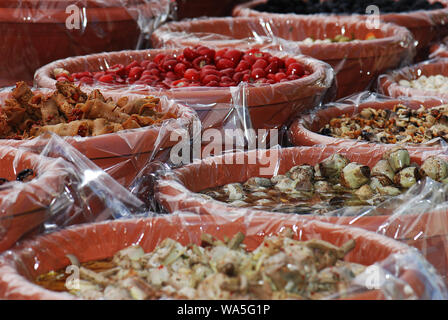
0, 133, 146, 252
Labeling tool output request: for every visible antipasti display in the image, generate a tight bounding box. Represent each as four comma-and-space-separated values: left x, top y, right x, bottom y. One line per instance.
0, 81, 176, 139
2, 0, 448, 302
53, 46, 309, 88
199, 148, 448, 214
35, 229, 363, 300
318, 103, 448, 145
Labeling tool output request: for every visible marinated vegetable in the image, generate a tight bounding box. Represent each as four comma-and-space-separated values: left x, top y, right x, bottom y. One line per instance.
199, 148, 448, 215
318, 104, 448, 145
0, 81, 176, 139
35, 229, 365, 300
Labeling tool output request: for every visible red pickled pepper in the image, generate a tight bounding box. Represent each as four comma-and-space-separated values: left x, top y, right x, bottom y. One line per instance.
61, 46, 310, 88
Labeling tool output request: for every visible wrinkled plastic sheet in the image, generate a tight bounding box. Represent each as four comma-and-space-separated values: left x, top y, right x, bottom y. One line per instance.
0, 85, 198, 187
33, 46, 335, 132
0, 0, 173, 87
0, 212, 446, 300
378, 58, 448, 102
31, 45, 336, 162
288, 90, 448, 149
0, 133, 145, 253
152, 145, 448, 284
150, 15, 415, 99
232, 0, 448, 60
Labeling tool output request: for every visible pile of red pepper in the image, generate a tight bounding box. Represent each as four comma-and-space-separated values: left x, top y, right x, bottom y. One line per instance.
55, 46, 309, 89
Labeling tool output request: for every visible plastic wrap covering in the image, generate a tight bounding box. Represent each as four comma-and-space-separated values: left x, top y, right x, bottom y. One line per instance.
0, 133, 144, 253
233, 0, 448, 60
154, 146, 448, 283
0, 85, 198, 187
378, 58, 448, 102
151, 16, 415, 99
288, 91, 448, 151
0, 213, 445, 300
33, 47, 335, 135
430, 36, 448, 59
0, 0, 174, 87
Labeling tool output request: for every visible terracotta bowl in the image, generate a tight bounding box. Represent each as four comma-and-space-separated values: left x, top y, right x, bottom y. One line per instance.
0, 145, 68, 252
0, 214, 431, 300
233, 0, 448, 61
288, 96, 447, 152
151, 16, 415, 99
0, 0, 172, 87
155, 146, 448, 282
430, 36, 448, 58
33, 48, 335, 131
378, 58, 448, 101
0, 89, 196, 187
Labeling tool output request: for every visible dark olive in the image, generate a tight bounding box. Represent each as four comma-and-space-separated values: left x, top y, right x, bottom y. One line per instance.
320, 127, 332, 136
16, 169, 34, 182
